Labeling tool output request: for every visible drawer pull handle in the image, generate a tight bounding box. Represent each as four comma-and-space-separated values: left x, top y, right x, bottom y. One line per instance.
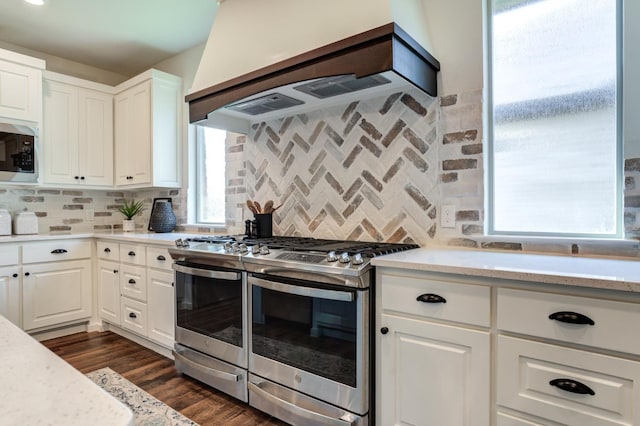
128, 251, 136, 256
549, 378, 595, 395
549, 311, 594, 326
51, 249, 68, 254
417, 293, 447, 304
157, 255, 166, 261
380, 327, 389, 335
104, 248, 111, 253
129, 312, 137, 319
12, 273, 18, 278
128, 279, 136, 284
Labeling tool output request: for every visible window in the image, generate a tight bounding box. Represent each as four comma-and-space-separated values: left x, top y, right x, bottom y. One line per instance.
487, 0, 621, 237
196, 126, 226, 224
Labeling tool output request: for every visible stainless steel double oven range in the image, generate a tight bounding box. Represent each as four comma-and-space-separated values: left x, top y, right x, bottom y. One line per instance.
169, 236, 417, 425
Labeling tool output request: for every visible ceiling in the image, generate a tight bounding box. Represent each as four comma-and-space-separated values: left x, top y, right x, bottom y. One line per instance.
0, 0, 217, 77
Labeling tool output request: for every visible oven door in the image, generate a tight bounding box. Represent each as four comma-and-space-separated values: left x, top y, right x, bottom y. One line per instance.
173, 261, 247, 368
249, 273, 368, 416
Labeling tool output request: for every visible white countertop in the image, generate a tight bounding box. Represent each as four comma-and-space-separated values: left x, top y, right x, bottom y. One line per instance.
0, 315, 133, 426
372, 248, 640, 293
0, 231, 202, 245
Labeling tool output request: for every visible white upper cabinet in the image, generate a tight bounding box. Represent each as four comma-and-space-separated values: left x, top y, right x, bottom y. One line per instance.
114, 69, 182, 188
0, 48, 44, 124
43, 72, 113, 187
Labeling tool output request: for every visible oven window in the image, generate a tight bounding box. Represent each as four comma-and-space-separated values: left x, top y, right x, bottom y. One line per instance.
176, 270, 243, 347
251, 285, 358, 387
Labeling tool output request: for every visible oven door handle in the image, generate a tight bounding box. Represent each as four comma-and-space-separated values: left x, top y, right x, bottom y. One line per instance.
251, 276, 354, 302
173, 263, 241, 281
248, 381, 357, 426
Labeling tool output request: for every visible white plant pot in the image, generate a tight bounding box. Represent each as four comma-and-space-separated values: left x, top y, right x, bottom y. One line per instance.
122, 219, 136, 232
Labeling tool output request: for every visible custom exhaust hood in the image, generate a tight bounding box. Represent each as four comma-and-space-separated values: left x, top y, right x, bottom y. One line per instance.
187, 0, 441, 134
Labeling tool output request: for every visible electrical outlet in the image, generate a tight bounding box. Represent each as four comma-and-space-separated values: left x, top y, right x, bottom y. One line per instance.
441, 205, 456, 228
86, 209, 94, 222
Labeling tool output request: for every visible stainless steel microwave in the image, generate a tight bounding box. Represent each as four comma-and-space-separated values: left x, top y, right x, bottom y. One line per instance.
0, 121, 38, 183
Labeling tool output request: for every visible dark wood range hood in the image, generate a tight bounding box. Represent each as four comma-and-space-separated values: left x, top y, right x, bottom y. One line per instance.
186, 23, 440, 130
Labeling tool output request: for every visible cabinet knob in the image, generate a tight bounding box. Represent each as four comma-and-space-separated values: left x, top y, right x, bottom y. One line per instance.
549, 378, 595, 395
129, 312, 137, 319
128, 278, 136, 284
74, 176, 79, 180
549, 311, 594, 326
24, 272, 30, 277
12, 273, 18, 278
128, 251, 136, 256
157, 255, 166, 261
80, 176, 85, 180
113, 269, 118, 274
104, 248, 111, 253
416, 293, 447, 304
380, 327, 389, 335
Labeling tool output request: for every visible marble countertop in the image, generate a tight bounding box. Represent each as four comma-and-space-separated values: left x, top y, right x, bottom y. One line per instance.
0, 315, 133, 426
372, 248, 640, 293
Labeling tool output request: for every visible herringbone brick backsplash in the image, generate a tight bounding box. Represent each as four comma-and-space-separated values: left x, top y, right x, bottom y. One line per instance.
227, 88, 465, 246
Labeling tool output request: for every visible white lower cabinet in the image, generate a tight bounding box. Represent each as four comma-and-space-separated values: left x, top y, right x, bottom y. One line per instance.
22, 259, 92, 331
96, 240, 174, 349
379, 314, 490, 426
97, 259, 120, 325
0, 265, 20, 327
147, 268, 174, 348
377, 270, 491, 426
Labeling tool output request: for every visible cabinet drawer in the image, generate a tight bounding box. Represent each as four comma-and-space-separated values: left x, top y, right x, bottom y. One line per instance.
146, 246, 172, 271
497, 411, 560, 426
121, 297, 148, 337
0, 245, 19, 266
22, 240, 91, 263
96, 241, 120, 260
497, 335, 640, 426
497, 287, 640, 355
119, 243, 146, 265
119, 264, 147, 302
380, 273, 491, 327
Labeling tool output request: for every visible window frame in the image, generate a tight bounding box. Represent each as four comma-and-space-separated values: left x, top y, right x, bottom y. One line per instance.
195, 125, 227, 226
485, 0, 625, 239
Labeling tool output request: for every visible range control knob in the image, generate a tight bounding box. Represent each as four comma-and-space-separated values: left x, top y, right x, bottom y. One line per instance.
230, 242, 239, 252
339, 252, 351, 264
326, 251, 338, 262
352, 253, 364, 265
259, 245, 270, 255
223, 242, 232, 252
239, 243, 249, 254
251, 245, 260, 255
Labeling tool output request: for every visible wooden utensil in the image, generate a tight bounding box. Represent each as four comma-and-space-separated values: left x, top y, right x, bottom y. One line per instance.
263, 200, 274, 214
254, 201, 262, 214
246, 200, 257, 214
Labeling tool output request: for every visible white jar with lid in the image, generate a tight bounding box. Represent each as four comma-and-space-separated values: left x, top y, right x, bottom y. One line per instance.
0, 210, 10, 236
13, 211, 38, 235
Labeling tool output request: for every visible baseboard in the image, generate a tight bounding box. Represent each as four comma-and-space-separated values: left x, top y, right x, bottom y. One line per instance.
103, 323, 174, 360
30, 322, 89, 341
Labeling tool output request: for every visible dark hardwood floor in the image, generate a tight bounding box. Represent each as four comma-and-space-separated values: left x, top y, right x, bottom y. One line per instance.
41, 331, 288, 426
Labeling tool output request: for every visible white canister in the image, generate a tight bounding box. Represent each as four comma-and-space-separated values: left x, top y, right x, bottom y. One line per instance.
13, 211, 39, 235
0, 210, 10, 236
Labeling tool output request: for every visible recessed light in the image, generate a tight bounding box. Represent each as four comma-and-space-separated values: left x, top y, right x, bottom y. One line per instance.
24, 0, 44, 5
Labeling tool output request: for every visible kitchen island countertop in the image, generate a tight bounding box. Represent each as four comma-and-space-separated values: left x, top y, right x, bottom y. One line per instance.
0, 314, 133, 426
372, 248, 640, 293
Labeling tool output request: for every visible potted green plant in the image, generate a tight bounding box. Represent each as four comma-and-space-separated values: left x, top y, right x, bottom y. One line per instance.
118, 199, 145, 232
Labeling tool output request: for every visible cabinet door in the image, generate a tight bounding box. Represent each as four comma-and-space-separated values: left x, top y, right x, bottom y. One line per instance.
0, 266, 20, 327
379, 314, 490, 426
22, 259, 92, 331
114, 81, 151, 186
147, 268, 174, 348
78, 88, 113, 186
0, 60, 42, 122
43, 79, 79, 185
97, 260, 120, 325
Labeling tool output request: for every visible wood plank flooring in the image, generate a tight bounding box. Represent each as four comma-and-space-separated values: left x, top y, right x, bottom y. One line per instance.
41, 331, 287, 426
